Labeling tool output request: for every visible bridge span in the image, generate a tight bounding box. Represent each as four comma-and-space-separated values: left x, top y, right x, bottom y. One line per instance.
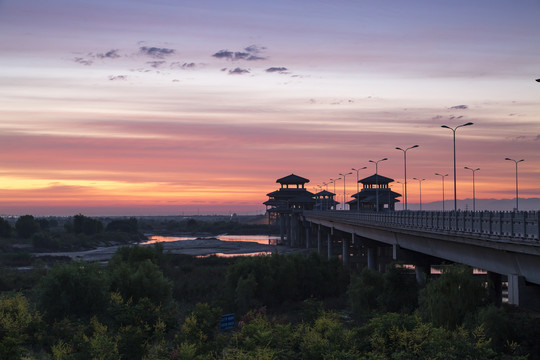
285, 210, 540, 310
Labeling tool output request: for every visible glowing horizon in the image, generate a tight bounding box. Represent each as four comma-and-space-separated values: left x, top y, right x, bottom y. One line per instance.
1, 0, 539, 216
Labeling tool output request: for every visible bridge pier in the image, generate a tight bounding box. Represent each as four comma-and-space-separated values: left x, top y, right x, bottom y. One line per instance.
487, 272, 502, 307
367, 247, 376, 271
317, 225, 322, 254
508, 275, 540, 312
305, 225, 310, 249
327, 232, 333, 259
342, 236, 349, 267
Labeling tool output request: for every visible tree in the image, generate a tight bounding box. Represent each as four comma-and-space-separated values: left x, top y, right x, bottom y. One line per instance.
348, 268, 384, 319
15, 215, 39, 239
419, 264, 486, 329
72, 214, 103, 235
0, 218, 12, 238
36, 262, 110, 320
106, 217, 138, 233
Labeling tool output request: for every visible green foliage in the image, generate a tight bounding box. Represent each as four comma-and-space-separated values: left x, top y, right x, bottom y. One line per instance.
108, 245, 173, 306
419, 264, 486, 329
378, 263, 419, 313
36, 262, 110, 320
348, 267, 384, 319
361, 313, 498, 360
226, 252, 349, 311
72, 214, 104, 235
0, 217, 12, 237
16, 215, 40, 239
0, 293, 43, 360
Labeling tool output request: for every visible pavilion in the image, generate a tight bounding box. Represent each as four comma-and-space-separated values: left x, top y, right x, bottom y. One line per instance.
347, 174, 401, 211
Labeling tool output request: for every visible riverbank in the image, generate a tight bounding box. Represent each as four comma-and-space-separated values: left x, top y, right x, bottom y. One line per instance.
34, 237, 300, 262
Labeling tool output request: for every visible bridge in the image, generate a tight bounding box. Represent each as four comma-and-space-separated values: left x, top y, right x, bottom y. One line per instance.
278, 209, 540, 311
265, 173, 540, 310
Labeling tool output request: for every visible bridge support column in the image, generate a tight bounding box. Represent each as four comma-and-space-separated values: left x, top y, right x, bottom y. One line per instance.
342, 236, 349, 267
367, 247, 376, 271
305, 225, 310, 249
327, 232, 332, 259
414, 264, 430, 286
487, 272, 502, 307
279, 214, 285, 244
317, 225, 322, 254
508, 275, 540, 312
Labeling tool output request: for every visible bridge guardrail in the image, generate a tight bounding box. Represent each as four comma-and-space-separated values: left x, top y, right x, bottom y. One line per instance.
303, 210, 540, 241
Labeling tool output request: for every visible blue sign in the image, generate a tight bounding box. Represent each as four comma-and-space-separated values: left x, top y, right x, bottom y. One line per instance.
220, 313, 235, 331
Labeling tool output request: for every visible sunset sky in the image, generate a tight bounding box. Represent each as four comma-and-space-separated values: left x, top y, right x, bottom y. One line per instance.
1, 0, 539, 216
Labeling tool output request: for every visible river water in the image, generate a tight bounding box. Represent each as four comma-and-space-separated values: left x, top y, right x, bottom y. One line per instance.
141, 234, 281, 245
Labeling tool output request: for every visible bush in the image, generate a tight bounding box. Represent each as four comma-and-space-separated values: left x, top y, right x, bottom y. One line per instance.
419, 264, 486, 329
36, 262, 110, 320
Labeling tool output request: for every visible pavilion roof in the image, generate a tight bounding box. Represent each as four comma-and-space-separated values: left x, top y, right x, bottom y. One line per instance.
315, 190, 335, 197
276, 173, 310, 185
360, 173, 395, 184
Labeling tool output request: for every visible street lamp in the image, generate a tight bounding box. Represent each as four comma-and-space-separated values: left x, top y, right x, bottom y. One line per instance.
369, 158, 388, 212
339, 172, 353, 210
413, 178, 426, 211
441, 122, 474, 212
330, 178, 341, 210
352, 166, 367, 211
322, 182, 328, 191
505, 158, 524, 211
434, 173, 448, 211
536, 79, 540, 82
464, 167, 480, 212
395, 145, 419, 210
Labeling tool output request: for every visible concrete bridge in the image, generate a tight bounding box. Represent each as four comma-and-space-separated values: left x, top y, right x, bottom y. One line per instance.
280, 209, 540, 311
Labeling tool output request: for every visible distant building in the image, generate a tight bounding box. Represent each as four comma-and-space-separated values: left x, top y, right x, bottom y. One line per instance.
313, 190, 339, 211
264, 174, 316, 214
347, 174, 401, 211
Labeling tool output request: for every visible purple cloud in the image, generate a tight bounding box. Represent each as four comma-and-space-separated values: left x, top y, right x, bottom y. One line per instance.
140, 46, 175, 58
228, 67, 250, 75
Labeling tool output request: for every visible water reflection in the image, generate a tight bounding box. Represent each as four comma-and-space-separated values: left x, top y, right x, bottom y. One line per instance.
141, 234, 279, 245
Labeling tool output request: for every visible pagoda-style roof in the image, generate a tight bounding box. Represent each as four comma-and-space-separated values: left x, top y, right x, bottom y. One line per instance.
276, 174, 310, 185
360, 174, 394, 184
314, 190, 335, 197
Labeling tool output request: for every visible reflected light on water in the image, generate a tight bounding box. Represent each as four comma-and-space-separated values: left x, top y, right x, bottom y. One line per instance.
142, 234, 279, 245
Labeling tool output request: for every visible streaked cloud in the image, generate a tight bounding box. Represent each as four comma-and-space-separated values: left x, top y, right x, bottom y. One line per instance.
228, 67, 250, 75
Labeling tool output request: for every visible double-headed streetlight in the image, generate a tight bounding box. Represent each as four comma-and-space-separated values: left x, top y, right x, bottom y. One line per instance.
413, 178, 426, 211
329, 177, 341, 210
395, 145, 419, 210
505, 158, 524, 211
464, 167, 480, 212
441, 122, 474, 212
434, 173, 448, 211
339, 172, 353, 210
369, 158, 387, 212
352, 166, 367, 211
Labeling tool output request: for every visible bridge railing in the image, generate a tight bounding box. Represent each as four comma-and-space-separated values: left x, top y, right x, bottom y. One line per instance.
303, 210, 540, 241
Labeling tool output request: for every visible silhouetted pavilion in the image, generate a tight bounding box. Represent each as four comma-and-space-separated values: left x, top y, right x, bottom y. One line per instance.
264, 174, 315, 213
347, 174, 401, 211
314, 190, 338, 211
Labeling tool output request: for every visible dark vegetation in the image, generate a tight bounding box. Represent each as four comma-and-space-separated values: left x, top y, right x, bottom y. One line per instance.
1, 215, 539, 359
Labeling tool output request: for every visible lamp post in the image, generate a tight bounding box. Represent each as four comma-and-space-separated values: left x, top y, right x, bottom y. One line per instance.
464, 167, 480, 212
330, 178, 341, 210
322, 182, 328, 191
369, 158, 387, 212
413, 178, 425, 211
396, 181, 405, 210
352, 166, 367, 211
434, 173, 448, 211
441, 122, 474, 212
505, 158, 524, 211
395, 145, 419, 210
339, 172, 353, 210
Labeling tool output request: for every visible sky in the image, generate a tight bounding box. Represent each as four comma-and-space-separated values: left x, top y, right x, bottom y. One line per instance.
0, 0, 539, 216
